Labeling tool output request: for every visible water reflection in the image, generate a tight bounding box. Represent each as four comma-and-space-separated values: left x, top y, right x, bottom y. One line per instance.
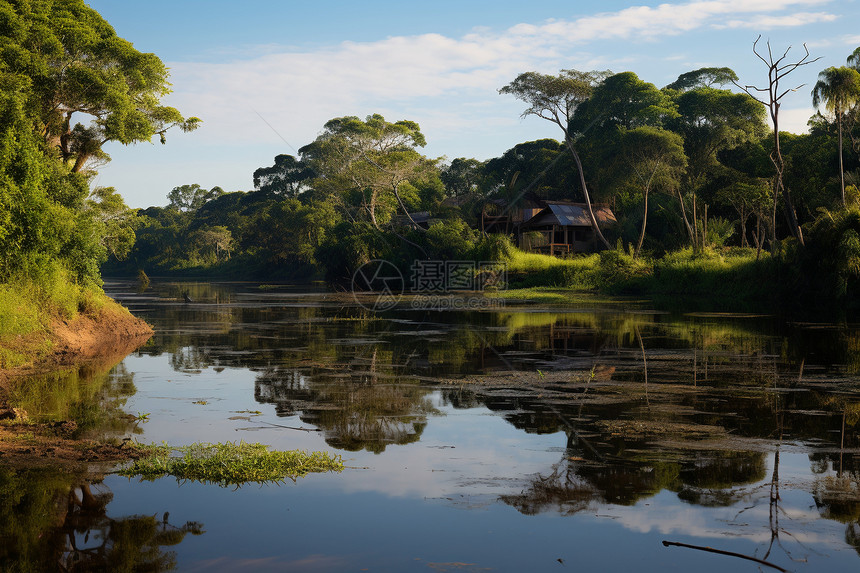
6, 360, 141, 439
254, 367, 437, 453
103, 281, 860, 570
0, 467, 202, 571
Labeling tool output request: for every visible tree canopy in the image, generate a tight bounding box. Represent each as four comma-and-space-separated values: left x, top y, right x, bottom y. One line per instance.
0, 0, 200, 174
0, 0, 198, 289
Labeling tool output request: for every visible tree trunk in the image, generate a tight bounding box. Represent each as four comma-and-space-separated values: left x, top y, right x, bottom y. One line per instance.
367, 191, 380, 230
563, 138, 611, 249
839, 113, 846, 208
675, 188, 695, 245
771, 111, 804, 245
635, 189, 648, 258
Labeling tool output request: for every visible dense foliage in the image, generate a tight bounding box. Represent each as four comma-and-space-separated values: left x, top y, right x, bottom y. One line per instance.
111, 53, 860, 310
3, 0, 860, 313
0, 0, 197, 360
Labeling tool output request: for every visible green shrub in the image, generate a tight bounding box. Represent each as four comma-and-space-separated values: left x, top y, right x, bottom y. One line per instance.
425, 218, 477, 260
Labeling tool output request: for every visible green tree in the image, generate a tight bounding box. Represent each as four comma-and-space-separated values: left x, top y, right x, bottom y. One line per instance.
812, 66, 860, 207
189, 225, 233, 263
440, 158, 485, 197
665, 67, 739, 91
573, 71, 678, 132
0, 0, 200, 174
715, 180, 771, 250
617, 127, 687, 257
86, 186, 140, 260
299, 114, 436, 230
668, 86, 765, 188
849, 47, 860, 70
253, 154, 314, 197
0, 72, 100, 286
500, 69, 613, 248
167, 184, 224, 213
482, 139, 574, 204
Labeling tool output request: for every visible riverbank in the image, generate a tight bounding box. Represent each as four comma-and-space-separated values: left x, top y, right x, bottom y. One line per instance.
0, 293, 153, 469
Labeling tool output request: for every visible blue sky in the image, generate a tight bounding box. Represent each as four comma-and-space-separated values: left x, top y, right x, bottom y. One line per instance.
84, 0, 860, 208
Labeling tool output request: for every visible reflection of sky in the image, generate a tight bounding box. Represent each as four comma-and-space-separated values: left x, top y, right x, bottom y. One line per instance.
104, 298, 860, 572
120, 353, 564, 499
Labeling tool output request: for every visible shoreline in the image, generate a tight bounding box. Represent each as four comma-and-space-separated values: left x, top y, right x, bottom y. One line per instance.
0, 299, 153, 469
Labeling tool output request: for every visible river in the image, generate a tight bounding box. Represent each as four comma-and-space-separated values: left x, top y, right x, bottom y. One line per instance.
2, 280, 859, 572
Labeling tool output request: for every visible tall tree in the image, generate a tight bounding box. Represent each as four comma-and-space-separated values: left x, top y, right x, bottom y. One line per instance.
482, 139, 574, 204
667, 86, 766, 188
665, 67, 739, 92
253, 154, 314, 197
573, 71, 678, 132
811, 66, 860, 208
299, 114, 436, 230
500, 69, 613, 249
0, 0, 200, 174
440, 158, 485, 198
849, 47, 860, 70
167, 184, 224, 213
85, 186, 140, 261
617, 127, 687, 257
734, 36, 821, 246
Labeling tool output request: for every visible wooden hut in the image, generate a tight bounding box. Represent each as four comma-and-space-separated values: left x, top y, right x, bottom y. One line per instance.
517, 201, 616, 255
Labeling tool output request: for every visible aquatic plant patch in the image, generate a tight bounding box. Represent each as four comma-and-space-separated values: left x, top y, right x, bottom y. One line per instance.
118, 441, 344, 486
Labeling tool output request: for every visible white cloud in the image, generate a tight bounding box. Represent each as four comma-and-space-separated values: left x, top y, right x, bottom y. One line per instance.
100, 0, 845, 205
165, 0, 835, 151
718, 11, 837, 29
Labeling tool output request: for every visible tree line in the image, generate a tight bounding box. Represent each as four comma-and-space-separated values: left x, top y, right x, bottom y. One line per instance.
0, 0, 197, 306
2, 0, 857, 307
109, 46, 860, 303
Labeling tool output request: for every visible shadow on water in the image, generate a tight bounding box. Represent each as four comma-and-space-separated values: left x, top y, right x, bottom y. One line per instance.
0, 466, 203, 571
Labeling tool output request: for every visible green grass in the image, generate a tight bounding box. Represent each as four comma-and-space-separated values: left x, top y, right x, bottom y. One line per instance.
491, 287, 647, 305
489, 245, 783, 310
0, 268, 120, 368
507, 250, 599, 273
118, 442, 345, 486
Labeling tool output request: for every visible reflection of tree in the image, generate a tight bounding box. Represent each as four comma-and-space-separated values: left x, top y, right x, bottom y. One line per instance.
812, 456, 860, 557
169, 345, 213, 373
255, 366, 438, 453
7, 362, 141, 439
0, 468, 203, 572
501, 457, 597, 515
500, 412, 768, 513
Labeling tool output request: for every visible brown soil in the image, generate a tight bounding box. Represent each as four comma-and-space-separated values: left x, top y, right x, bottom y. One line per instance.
0, 302, 153, 469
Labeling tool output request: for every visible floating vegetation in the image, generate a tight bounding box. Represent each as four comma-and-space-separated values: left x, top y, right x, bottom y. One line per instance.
118, 442, 344, 486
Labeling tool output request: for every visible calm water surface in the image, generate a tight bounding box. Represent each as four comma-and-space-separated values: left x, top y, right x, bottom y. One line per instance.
3, 281, 860, 572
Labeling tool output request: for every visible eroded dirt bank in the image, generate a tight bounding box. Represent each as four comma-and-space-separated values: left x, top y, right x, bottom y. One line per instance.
0, 303, 153, 469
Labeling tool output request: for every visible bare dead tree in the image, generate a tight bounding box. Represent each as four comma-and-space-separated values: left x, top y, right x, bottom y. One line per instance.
733, 36, 821, 247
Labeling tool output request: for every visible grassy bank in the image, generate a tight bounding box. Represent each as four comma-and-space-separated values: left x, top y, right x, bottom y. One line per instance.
499, 246, 792, 311
0, 271, 144, 369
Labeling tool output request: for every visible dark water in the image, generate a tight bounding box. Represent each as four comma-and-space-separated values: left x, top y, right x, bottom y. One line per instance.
3, 280, 860, 572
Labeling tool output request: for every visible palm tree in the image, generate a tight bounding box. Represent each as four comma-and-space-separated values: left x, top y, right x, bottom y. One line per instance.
849, 47, 860, 71
812, 66, 860, 208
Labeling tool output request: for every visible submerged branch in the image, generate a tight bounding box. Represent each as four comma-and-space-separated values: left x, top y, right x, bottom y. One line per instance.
662, 540, 789, 572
